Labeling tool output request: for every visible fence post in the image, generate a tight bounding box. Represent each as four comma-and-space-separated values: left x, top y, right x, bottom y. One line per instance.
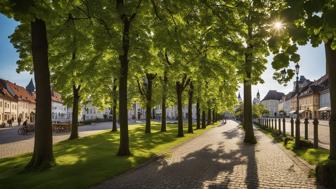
278, 118, 281, 134
267, 118, 269, 128
274, 118, 277, 132
304, 118, 308, 140
283, 117, 286, 136
313, 118, 319, 148
290, 117, 294, 137
272, 119, 274, 130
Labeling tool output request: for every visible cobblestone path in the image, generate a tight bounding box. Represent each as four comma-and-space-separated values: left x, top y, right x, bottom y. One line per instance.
94, 120, 318, 189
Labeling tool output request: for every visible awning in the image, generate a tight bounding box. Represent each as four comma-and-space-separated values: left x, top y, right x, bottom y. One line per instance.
290, 110, 305, 114
318, 107, 331, 111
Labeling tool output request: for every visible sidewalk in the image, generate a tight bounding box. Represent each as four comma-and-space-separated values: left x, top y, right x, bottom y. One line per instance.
93, 120, 318, 189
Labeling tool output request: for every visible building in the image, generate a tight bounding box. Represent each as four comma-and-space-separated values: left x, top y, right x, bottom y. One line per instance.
283, 92, 294, 116
261, 90, 284, 117
51, 91, 68, 122
277, 96, 284, 114
81, 102, 109, 121
237, 92, 242, 103
0, 79, 35, 125
0, 82, 18, 126
319, 88, 330, 120
253, 90, 261, 104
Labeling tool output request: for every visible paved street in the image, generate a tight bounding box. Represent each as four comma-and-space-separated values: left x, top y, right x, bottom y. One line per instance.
0, 121, 115, 158
94, 120, 318, 189
261, 118, 330, 149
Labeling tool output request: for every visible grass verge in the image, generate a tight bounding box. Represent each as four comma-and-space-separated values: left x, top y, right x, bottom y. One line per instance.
0, 121, 219, 189
255, 124, 328, 166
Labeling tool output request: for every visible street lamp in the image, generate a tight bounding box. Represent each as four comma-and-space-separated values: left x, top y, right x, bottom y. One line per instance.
295, 63, 301, 148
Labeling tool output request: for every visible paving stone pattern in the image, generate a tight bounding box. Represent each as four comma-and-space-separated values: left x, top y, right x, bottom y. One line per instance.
94, 120, 318, 189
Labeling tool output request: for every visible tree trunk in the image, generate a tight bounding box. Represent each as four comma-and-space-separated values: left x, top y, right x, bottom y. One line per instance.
161, 72, 167, 132
188, 82, 193, 133
202, 110, 206, 129
196, 100, 200, 129
243, 54, 256, 144
207, 108, 211, 125
176, 82, 184, 137
212, 109, 215, 123
117, 18, 131, 156
69, 85, 80, 140
112, 80, 118, 132
326, 40, 336, 160
145, 74, 153, 134
26, 19, 54, 170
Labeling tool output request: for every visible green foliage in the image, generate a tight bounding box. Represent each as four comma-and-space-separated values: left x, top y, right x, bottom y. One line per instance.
252, 104, 269, 118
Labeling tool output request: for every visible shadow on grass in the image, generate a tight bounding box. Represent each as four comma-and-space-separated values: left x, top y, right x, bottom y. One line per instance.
0, 122, 218, 189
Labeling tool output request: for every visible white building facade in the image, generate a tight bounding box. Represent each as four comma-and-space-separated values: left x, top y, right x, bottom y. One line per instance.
261, 90, 284, 117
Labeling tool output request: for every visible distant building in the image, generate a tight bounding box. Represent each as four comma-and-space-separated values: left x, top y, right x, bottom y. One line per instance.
81, 102, 108, 121
261, 90, 284, 117
237, 92, 242, 103
0, 81, 18, 125
253, 90, 261, 104
51, 91, 68, 122
0, 79, 35, 125
283, 92, 294, 116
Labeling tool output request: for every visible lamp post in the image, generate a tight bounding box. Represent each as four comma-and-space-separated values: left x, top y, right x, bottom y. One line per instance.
295, 63, 301, 148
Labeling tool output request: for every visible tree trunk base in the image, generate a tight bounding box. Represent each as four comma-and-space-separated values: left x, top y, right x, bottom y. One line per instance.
25, 155, 54, 171
244, 135, 257, 144
68, 134, 78, 140
117, 149, 131, 156
316, 160, 336, 188
177, 133, 184, 137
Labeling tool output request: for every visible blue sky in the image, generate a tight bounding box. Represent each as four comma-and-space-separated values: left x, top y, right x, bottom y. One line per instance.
0, 14, 326, 99
0, 14, 32, 87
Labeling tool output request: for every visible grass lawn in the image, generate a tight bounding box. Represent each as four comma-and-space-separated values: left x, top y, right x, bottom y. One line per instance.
284, 140, 329, 165
0, 121, 219, 189
255, 124, 329, 166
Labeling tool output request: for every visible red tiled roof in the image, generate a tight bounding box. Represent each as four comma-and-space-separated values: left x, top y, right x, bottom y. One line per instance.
0, 82, 16, 101
0, 79, 35, 103
0, 79, 64, 104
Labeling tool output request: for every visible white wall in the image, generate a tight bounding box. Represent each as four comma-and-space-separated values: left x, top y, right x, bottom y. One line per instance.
261, 100, 280, 116
320, 90, 330, 108
52, 101, 68, 122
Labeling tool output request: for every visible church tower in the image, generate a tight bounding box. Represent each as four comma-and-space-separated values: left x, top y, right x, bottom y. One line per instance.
26, 78, 35, 93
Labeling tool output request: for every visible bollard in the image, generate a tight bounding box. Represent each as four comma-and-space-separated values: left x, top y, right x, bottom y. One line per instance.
267, 118, 269, 128
304, 118, 308, 140
313, 118, 319, 148
278, 118, 281, 134
290, 117, 294, 137
283, 117, 286, 136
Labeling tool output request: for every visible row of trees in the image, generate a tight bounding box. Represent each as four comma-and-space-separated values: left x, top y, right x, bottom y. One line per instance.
0, 0, 241, 170
1, 1, 336, 186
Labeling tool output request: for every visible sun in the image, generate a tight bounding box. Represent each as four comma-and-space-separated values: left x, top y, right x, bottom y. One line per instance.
273, 21, 284, 31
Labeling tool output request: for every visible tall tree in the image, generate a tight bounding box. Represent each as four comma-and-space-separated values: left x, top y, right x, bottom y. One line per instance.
0, 0, 67, 170
137, 73, 157, 133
